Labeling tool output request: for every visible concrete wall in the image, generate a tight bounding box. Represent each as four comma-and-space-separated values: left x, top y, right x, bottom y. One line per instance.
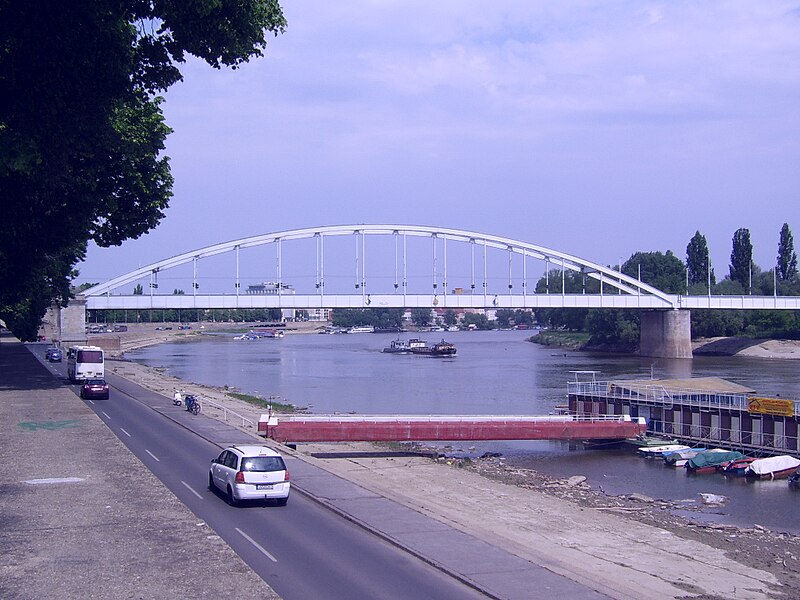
639, 309, 692, 359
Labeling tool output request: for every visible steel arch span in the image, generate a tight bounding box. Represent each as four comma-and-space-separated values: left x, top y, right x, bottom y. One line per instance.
83, 224, 677, 309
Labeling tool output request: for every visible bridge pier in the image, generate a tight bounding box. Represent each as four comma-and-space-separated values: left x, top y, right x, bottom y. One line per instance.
639, 309, 692, 359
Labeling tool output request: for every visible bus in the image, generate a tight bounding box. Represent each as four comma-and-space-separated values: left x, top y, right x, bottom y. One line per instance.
67, 345, 105, 382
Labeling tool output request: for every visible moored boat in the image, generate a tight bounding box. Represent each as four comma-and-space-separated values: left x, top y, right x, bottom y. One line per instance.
625, 434, 678, 448
719, 457, 757, 476
663, 448, 706, 467
637, 444, 690, 458
685, 450, 744, 474
744, 455, 800, 480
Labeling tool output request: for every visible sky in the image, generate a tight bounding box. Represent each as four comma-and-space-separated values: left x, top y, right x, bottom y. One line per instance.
76, 1, 800, 293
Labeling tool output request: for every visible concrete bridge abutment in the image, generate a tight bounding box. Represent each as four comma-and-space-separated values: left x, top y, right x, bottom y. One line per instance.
639, 309, 692, 359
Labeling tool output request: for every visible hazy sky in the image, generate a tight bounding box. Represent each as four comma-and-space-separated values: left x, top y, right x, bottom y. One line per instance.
77, 1, 800, 291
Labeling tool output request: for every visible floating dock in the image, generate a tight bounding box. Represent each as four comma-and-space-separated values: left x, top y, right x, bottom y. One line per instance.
568, 375, 800, 456
259, 414, 646, 443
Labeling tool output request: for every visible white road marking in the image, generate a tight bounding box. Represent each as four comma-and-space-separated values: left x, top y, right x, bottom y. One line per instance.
102, 411, 111, 419
181, 481, 203, 500
236, 528, 278, 562
119, 427, 131, 437
145, 449, 160, 462
24, 477, 85, 485
87, 400, 95, 405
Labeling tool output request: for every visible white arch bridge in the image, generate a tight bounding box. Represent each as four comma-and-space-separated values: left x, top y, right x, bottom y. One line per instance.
81, 224, 800, 357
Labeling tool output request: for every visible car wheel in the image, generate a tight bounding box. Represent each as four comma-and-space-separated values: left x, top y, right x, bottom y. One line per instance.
208, 473, 215, 492
79, 390, 84, 399
227, 485, 238, 506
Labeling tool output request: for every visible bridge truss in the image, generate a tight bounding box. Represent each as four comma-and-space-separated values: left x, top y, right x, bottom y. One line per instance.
82, 225, 800, 311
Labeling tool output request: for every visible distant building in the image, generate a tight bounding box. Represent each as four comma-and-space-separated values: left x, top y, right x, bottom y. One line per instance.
245, 282, 295, 320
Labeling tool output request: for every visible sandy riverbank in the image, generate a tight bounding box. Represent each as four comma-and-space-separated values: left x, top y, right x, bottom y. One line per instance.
108, 350, 800, 600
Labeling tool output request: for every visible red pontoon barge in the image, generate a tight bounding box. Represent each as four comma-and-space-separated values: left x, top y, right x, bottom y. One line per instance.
259, 414, 646, 443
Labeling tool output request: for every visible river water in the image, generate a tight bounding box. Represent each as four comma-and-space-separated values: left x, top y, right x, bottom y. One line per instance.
127, 330, 800, 533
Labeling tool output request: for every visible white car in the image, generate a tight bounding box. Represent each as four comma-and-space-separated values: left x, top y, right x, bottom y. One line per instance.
209, 445, 290, 506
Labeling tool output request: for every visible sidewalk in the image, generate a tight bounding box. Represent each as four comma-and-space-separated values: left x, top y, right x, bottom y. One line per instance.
0, 335, 280, 600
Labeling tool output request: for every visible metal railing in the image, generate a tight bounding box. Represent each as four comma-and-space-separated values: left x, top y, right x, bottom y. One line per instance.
658, 423, 799, 456
198, 398, 256, 430
568, 380, 800, 415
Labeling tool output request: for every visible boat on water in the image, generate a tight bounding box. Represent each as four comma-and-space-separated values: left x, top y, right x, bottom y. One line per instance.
719, 457, 757, 476
685, 450, 744, 474
235, 329, 284, 340
744, 455, 800, 480
625, 434, 678, 448
637, 444, 691, 458
347, 325, 375, 334
410, 339, 457, 357
382, 339, 411, 354
789, 469, 800, 486
663, 448, 706, 467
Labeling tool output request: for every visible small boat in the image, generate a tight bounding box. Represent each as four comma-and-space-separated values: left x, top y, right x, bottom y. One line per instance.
637, 444, 691, 457
382, 339, 411, 354
411, 339, 457, 357
788, 469, 800, 486
663, 448, 706, 467
719, 457, 757, 476
744, 455, 800, 480
625, 434, 678, 448
685, 450, 744, 474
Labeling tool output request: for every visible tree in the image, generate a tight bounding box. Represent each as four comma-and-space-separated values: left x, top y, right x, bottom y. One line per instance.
0, 1, 286, 340
410, 308, 432, 328
133, 284, 144, 295
443, 310, 458, 327
777, 223, 798, 282
623, 251, 686, 294
686, 231, 713, 292
729, 228, 753, 292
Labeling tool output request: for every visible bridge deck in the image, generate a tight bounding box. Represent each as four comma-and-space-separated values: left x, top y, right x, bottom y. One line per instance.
259, 414, 647, 443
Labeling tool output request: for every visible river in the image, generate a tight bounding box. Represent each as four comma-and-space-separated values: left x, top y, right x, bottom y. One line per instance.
127, 329, 800, 533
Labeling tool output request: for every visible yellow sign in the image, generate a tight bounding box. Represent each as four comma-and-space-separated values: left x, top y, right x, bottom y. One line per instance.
748, 397, 795, 417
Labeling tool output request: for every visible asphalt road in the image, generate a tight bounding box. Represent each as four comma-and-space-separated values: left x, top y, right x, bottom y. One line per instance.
45, 358, 488, 600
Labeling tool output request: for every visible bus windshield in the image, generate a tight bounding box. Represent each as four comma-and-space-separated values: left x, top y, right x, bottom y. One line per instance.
77, 350, 103, 363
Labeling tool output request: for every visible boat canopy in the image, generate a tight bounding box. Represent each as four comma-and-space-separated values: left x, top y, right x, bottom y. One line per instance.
687, 450, 744, 469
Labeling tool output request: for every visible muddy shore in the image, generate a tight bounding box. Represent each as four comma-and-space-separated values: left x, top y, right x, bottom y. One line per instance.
103, 328, 800, 599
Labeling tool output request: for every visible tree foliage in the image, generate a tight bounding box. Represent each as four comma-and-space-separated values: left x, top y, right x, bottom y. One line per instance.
729, 228, 754, 292
777, 223, 798, 281
0, 1, 286, 340
686, 231, 713, 292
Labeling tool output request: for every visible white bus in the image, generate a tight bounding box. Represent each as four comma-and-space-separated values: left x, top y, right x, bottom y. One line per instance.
67, 345, 105, 382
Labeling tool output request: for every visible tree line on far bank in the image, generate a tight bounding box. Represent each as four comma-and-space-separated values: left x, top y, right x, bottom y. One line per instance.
534, 224, 800, 350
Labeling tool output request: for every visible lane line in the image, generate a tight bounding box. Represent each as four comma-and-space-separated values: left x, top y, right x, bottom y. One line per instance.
87, 400, 95, 405
236, 528, 278, 562
181, 481, 203, 500
145, 449, 160, 462
102, 411, 111, 419
119, 427, 131, 437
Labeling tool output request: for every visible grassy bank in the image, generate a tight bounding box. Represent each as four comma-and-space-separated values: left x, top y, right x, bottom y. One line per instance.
225, 391, 299, 413
530, 330, 591, 350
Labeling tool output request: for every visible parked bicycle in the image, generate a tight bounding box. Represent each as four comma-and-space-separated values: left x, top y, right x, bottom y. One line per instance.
185, 394, 200, 415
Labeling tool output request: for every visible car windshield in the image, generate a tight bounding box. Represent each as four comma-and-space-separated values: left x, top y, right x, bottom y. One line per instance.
86, 379, 106, 386
241, 456, 285, 472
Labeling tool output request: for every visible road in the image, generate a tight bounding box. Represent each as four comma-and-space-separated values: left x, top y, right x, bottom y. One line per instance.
47, 359, 488, 600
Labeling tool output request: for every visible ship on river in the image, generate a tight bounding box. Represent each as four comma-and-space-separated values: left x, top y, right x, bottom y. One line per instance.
382, 338, 457, 356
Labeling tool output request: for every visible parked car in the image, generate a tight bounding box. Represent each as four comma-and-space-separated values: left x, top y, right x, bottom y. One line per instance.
209, 445, 290, 506
45, 347, 62, 362
80, 378, 109, 400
